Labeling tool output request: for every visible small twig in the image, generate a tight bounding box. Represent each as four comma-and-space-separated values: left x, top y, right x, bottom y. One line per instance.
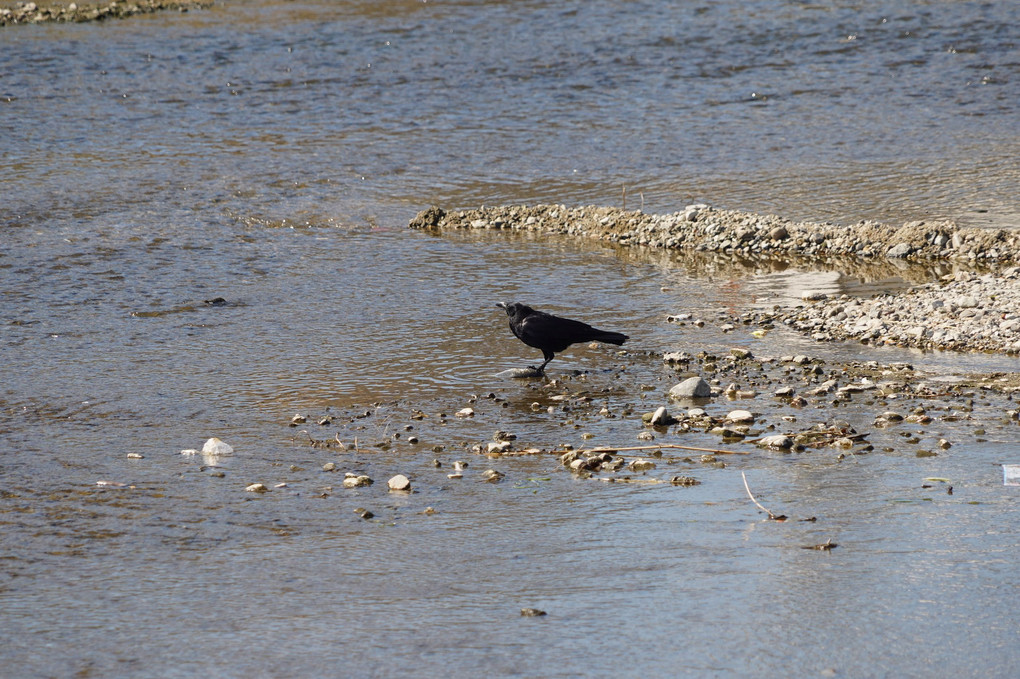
596, 477, 663, 485
741, 471, 785, 520
580, 444, 749, 456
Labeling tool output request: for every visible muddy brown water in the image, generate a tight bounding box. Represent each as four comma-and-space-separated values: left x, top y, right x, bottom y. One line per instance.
3, 1, 1020, 676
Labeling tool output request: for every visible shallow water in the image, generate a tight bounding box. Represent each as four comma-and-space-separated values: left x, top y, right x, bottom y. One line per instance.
2, 1, 1020, 677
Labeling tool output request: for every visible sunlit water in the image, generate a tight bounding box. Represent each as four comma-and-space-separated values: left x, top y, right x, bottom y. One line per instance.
2, 1, 1019, 677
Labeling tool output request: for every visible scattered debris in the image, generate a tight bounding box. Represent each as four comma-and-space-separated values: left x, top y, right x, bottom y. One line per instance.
803, 538, 838, 551
741, 472, 787, 521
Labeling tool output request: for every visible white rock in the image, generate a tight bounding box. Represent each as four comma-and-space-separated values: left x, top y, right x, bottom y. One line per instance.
343, 474, 373, 488
726, 409, 755, 424
388, 474, 412, 491
202, 438, 234, 456
757, 435, 793, 449
650, 406, 672, 425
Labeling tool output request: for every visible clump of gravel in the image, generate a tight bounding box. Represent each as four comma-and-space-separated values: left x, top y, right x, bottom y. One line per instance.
0, 0, 210, 26
409, 203, 1020, 263
410, 204, 1020, 354
761, 269, 1020, 354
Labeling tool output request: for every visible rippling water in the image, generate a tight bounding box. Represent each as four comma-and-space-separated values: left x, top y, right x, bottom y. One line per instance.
2, 2, 1019, 677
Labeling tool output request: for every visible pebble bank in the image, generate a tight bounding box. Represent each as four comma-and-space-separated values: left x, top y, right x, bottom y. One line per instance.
0, 0, 210, 25
410, 204, 1020, 355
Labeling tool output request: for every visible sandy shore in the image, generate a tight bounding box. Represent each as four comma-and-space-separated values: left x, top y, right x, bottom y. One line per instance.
410, 204, 1020, 356
0, 0, 210, 25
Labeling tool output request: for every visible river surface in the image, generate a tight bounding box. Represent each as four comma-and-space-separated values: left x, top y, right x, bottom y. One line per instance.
2, 1, 1019, 677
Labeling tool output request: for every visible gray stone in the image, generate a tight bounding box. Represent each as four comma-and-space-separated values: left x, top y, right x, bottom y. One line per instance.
887, 243, 913, 258
670, 376, 712, 399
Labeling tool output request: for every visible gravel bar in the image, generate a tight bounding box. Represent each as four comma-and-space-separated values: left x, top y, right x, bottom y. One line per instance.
0, 0, 211, 25
410, 204, 1020, 355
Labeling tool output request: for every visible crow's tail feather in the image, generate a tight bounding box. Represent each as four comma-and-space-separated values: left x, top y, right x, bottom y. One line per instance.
593, 331, 628, 346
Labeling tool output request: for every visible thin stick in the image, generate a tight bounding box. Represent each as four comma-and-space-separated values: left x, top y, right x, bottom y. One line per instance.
580, 444, 750, 456
742, 471, 783, 520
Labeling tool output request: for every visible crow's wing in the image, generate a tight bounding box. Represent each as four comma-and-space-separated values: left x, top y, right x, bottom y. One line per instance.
517, 312, 604, 353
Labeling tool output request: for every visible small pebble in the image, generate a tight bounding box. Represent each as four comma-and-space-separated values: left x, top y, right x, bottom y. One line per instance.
481, 469, 505, 483
342, 474, 373, 488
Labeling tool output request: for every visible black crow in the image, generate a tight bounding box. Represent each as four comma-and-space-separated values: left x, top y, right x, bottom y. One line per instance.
497, 302, 628, 373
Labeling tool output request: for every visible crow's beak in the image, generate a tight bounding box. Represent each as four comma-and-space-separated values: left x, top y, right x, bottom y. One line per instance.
496, 302, 507, 309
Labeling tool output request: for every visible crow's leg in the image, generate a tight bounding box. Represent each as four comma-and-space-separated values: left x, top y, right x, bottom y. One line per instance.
534, 351, 555, 374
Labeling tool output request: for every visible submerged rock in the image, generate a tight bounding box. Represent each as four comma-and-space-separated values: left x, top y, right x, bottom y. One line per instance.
481, 469, 505, 483
630, 459, 656, 471
496, 367, 545, 378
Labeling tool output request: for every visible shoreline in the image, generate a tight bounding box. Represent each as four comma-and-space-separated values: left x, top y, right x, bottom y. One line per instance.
410, 204, 1020, 357
0, 0, 211, 25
